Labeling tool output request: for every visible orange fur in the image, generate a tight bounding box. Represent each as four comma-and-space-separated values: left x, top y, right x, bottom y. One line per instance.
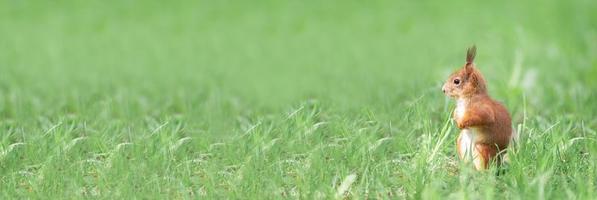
442, 46, 512, 170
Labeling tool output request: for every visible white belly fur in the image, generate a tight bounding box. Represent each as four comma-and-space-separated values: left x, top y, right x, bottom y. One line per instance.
459, 128, 485, 169
455, 99, 485, 169
459, 129, 476, 161
456, 99, 475, 161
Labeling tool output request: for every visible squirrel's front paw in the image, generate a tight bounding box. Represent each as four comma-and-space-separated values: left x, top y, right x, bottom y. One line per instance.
457, 121, 466, 129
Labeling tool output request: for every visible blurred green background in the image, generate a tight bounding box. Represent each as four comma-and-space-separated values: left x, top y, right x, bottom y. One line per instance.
0, 0, 595, 198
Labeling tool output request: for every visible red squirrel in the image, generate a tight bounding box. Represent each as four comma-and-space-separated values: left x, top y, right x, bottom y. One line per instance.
442, 46, 513, 170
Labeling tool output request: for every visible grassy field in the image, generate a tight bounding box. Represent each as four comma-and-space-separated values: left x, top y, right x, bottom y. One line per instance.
0, 0, 596, 199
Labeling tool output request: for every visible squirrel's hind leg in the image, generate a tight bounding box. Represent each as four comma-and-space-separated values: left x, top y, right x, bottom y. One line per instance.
474, 144, 499, 170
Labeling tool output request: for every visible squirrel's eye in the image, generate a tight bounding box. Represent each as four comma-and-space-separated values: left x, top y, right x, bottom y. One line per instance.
453, 79, 461, 85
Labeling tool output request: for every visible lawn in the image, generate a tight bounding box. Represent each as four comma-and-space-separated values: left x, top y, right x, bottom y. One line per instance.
0, 0, 596, 199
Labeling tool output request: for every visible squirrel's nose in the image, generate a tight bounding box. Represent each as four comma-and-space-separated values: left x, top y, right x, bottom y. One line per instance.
442, 89, 446, 93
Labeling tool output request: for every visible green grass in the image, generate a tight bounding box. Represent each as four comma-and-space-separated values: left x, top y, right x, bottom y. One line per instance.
0, 0, 596, 199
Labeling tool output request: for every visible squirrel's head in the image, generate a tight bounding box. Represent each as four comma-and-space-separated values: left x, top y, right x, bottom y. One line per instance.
442, 45, 487, 99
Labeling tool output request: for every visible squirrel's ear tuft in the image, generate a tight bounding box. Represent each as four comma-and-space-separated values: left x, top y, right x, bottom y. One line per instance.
466, 45, 476, 65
